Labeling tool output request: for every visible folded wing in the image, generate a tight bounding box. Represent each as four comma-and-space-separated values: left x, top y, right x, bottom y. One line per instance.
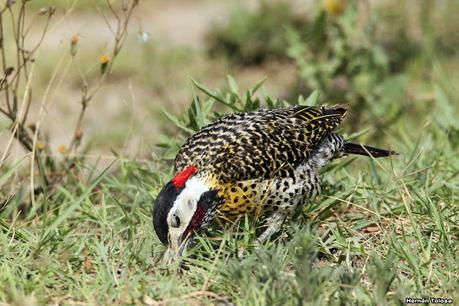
174, 105, 347, 182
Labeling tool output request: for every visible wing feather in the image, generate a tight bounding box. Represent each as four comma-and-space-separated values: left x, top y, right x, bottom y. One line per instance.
174, 105, 346, 182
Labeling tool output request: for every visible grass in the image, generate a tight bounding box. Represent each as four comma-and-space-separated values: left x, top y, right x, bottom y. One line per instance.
1, 0, 459, 305
1, 81, 458, 305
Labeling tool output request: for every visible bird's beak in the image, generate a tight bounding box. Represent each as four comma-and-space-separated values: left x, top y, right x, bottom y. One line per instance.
162, 235, 189, 264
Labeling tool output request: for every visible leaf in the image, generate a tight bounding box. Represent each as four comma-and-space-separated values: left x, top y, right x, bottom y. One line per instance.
266, 97, 280, 109
191, 78, 240, 111
227, 75, 239, 94
434, 84, 458, 129
0, 157, 26, 189
188, 96, 204, 131
162, 110, 195, 134
301, 90, 320, 106
250, 77, 267, 95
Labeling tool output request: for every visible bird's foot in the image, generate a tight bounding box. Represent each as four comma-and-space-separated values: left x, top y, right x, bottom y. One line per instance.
257, 212, 286, 244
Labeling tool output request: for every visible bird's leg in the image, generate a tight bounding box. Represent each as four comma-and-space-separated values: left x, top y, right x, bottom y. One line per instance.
257, 212, 286, 244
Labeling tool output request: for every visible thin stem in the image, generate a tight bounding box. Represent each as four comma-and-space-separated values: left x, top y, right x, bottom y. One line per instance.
68, 0, 138, 154
0, 12, 11, 113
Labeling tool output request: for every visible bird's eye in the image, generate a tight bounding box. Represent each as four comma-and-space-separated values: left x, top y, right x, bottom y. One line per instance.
171, 214, 181, 228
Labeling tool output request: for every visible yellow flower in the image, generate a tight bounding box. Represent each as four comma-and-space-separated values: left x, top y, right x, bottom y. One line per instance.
70, 34, 78, 56
100, 55, 110, 74
99, 55, 110, 65
75, 129, 83, 140
70, 34, 78, 46
323, 0, 346, 16
57, 145, 67, 154
36, 142, 46, 151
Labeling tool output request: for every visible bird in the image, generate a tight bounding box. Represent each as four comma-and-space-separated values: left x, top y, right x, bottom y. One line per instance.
153, 105, 396, 259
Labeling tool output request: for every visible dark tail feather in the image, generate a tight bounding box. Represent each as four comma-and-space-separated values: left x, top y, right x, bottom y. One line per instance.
343, 142, 398, 158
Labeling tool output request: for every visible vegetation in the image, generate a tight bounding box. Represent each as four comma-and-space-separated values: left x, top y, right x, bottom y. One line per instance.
1, 0, 458, 305
207, 1, 307, 66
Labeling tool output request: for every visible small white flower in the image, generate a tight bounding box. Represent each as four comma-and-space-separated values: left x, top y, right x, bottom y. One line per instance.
138, 31, 150, 43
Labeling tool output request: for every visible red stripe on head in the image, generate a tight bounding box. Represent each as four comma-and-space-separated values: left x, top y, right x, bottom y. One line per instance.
171, 165, 197, 188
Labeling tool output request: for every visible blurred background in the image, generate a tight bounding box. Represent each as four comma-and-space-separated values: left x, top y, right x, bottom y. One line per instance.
1, 0, 458, 167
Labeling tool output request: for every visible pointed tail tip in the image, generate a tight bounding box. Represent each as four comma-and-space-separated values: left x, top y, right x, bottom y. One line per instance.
323, 106, 347, 118
344, 142, 399, 158
378, 148, 399, 157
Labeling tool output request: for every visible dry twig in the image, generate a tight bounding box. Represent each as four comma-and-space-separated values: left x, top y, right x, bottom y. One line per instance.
0, 0, 139, 202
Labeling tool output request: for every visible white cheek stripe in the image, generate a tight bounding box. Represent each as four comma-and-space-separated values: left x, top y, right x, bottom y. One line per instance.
167, 177, 209, 229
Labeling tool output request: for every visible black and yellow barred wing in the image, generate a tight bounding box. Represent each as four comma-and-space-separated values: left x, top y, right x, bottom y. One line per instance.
174, 105, 347, 182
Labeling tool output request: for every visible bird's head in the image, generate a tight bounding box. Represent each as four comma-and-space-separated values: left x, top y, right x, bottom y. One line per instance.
153, 166, 221, 261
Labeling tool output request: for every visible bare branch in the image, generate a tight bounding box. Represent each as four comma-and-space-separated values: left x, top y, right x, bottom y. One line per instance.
0, 0, 139, 200
67, 0, 138, 154
0, 12, 12, 112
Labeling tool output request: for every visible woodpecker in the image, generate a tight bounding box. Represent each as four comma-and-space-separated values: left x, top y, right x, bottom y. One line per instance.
153, 105, 396, 259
